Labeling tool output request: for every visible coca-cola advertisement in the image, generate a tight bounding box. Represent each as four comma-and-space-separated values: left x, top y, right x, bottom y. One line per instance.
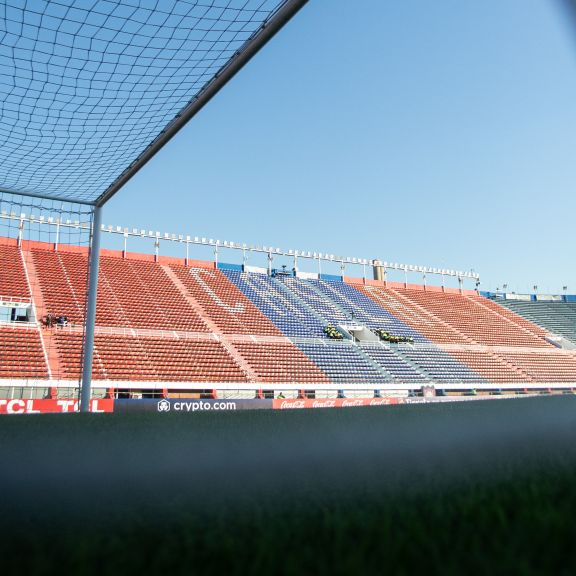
272, 397, 400, 410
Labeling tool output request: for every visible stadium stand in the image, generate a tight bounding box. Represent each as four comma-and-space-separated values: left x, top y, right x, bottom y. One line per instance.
394, 346, 487, 384
359, 343, 430, 384
0, 241, 30, 300
100, 257, 210, 332
169, 265, 282, 337
357, 285, 550, 348
497, 300, 576, 344
233, 341, 330, 384
496, 350, 576, 383
310, 279, 428, 342
30, 246, 211, 332
0, 325, 48, 380
296, 341, 391, 385
222, 270, 327, 338
278, 276, 351, 326
3, 236, 576, 397
350, 283, 473, 344
476, 297, 550, 339
52, 332, 248, 383
441, 349, 534, 384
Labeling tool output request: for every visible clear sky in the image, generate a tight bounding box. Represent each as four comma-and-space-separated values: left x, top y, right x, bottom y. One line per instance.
104, 0, 576, 294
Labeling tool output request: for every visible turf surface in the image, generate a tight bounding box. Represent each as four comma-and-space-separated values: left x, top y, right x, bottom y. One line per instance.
2, 396, 576, 574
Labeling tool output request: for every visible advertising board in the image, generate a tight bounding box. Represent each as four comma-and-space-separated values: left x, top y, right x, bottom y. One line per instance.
272, 397, 400, 409
114, 398, 273, 413
0, 399, 114, 414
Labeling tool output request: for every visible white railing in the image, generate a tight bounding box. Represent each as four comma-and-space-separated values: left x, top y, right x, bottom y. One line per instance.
0, 296, 31, 306
0, 320, 39, 331
0, 378, 574, 391
0, 210, 481, 288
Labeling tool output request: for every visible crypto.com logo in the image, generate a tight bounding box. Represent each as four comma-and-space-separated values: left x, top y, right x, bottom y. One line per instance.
157, 399, 171, 412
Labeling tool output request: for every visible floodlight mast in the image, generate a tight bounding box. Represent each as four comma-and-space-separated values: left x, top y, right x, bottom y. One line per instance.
94, 0, 309, 208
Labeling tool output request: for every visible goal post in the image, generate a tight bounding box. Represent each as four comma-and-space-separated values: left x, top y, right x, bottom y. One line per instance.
0, 191, 96, 405
79, 205, 102, 413
0, 1, 310, 411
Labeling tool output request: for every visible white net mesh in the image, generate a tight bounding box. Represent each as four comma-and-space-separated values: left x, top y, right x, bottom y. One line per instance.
0, 0, 292, 203
0, 190, 95, 400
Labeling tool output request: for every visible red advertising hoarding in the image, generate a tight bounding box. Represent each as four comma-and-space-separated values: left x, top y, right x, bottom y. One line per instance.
0, 399, 114, 414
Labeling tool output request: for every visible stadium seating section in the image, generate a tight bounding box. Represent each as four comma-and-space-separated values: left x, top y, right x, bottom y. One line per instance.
169, 265, 281, 336
53, 332, 248, 383
1, 236, 576, 391
498, 300, 576, 345
233, 341, 329, 384
0, 325, 48, 380
222, 270, 327, 338
0, 244, 30, 300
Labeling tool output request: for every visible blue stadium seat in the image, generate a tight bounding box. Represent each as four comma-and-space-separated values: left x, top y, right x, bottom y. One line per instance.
310, 280, 428, 342
296, 341, 391, 385
221, 270, 326, 338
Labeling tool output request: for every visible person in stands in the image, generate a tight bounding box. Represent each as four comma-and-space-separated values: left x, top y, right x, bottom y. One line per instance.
44, 313, 56, 328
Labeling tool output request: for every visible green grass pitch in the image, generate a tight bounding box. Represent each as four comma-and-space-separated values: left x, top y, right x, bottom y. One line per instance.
1, 396, 576, 575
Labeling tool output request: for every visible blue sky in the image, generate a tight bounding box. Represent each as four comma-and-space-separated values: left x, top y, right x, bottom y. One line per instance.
104, 0, 576, 294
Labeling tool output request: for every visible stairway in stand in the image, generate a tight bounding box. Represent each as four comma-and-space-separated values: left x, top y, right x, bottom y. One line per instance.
21, 248, 66, 380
